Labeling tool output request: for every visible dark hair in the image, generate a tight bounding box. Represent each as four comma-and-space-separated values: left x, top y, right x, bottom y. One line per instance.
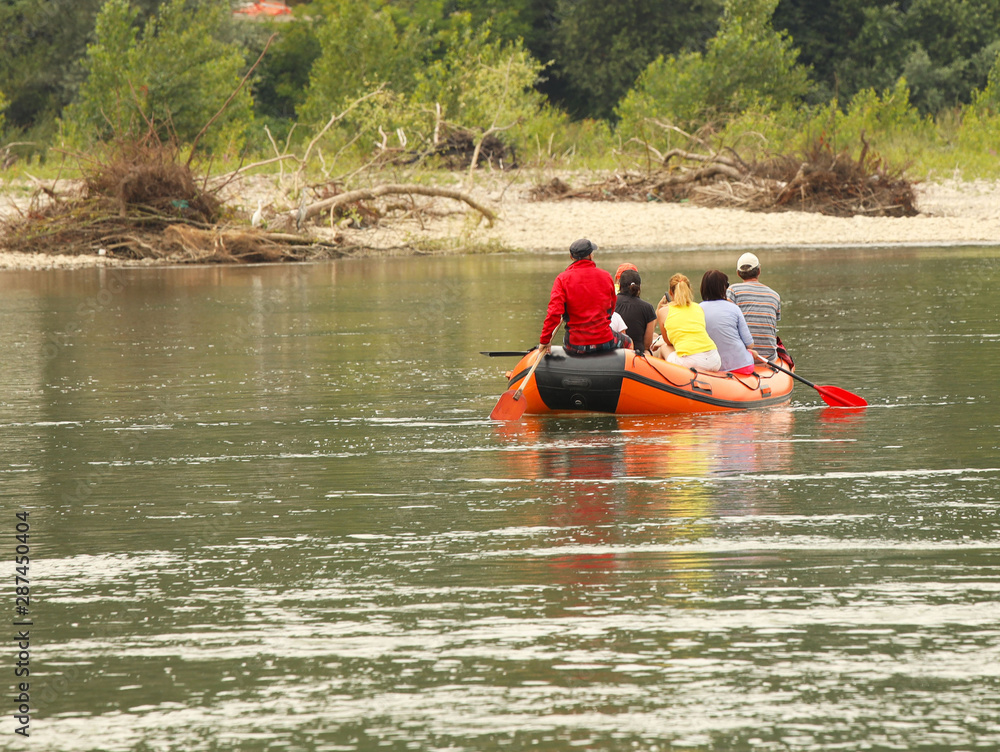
737, 265, 760, 281
618, 269, 642, 296
700, 269, 730, 301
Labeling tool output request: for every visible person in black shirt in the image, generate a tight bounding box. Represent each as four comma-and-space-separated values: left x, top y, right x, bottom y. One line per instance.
615, 269, 657, 352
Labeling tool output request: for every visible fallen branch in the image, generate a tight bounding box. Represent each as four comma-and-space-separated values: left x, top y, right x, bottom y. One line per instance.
302, 183, 497, 225
656, 162, 746, 185
663, 148, 738, 168
532, 132, 916, 217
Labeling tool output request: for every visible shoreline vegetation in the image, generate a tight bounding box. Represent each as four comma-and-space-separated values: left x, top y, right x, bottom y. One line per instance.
1, 170, 999, 271
2, 1, 1000, 271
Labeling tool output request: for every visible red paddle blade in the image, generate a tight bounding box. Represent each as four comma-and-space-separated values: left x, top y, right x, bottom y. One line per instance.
816, 385, 868, 408
489, 389, 528, 420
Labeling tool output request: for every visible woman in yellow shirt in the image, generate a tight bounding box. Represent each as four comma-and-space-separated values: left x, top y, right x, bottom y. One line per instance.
651, 273, 722, 371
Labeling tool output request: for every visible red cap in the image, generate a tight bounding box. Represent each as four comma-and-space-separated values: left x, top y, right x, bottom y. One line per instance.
614, 263, 638, 285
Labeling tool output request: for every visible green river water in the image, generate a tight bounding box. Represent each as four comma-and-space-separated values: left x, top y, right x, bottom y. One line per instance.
1, 245, 999, 751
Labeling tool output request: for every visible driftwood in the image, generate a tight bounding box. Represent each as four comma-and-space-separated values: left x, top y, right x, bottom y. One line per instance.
162, 225, 346, 263
531, 135, 917, 218
660, 162, 745, 184
0, 133, 354, 262
301, 183, 497, 225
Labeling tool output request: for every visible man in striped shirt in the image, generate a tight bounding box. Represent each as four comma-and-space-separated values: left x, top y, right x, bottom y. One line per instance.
726, 252, 781, 361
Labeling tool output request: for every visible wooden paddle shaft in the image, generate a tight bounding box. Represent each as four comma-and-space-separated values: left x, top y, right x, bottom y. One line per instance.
513, 348, 544, 400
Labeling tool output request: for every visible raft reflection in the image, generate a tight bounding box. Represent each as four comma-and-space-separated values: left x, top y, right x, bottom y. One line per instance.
495, 409, 795, 482
493, 410, 798, 597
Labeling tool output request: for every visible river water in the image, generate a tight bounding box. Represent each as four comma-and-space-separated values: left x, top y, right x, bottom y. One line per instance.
2, 246, 999, 751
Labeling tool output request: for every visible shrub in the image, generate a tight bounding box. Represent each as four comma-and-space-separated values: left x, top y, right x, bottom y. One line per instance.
62, 0, 252, 153
410, 17, 545, 142
615, 0, 812, 142
297, 0, 409, 127
297, 9, 549, 172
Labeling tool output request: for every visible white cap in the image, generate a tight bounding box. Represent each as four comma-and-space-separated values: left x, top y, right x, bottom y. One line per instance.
737, 252, 760, 271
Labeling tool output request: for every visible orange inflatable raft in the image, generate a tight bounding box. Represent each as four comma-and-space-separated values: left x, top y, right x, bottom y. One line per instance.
501, 346, 794, 415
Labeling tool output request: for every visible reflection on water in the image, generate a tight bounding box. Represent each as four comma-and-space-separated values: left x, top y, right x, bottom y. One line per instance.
2, 247, 1000, 751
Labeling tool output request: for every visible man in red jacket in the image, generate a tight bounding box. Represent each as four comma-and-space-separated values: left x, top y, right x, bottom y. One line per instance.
539, 239, 632, 354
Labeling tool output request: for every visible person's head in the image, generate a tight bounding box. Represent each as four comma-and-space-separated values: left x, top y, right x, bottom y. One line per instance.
700, 269, 730, 301
668, 273, 694, 307
618, 269, 642, 297
737, 252, 761, 280
614, 263, 638, 288
569, 238, 598, 260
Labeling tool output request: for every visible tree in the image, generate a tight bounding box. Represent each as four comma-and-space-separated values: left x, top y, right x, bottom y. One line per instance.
704, 0, 812, 113
252, 19, 322, 121
411, 16, 545, 136
0, 0, 104, 135
63, 0, 253, 151
0, 0, 179, 137
616, 0, 812, 135
298, 4, 546, 168
545, 0, 723, 121
298, 0, 414, 125
773, 0, 1000, 114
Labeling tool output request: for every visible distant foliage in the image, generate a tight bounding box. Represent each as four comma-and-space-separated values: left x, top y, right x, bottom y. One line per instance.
410, 17, 545, 138
0, 0, 106, 137
704, 79, 933, 179
969, 50, 1000, 115
544, 0, 723, 121
251, 19, 322, 121
4, 0, 1000, 179
938, 51, 1000, 175
616, 0, 811, 140
298, 0, 414, 126
62, 0, 252, 153
833, 80, 930, 147
299, 7, 547, 167
774, 0, 1000, 115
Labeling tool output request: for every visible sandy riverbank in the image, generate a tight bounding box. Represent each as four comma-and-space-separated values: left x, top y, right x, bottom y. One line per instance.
1, 176, 998, 270
351, 176, 1000, 254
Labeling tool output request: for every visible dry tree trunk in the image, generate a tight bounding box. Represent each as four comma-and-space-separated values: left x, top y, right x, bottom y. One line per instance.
656, 162, 746, 186
663, 149, 741, 170
301, 183, 497, 225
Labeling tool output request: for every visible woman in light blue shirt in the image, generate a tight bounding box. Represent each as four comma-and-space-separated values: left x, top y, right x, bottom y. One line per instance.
700, 270, 754, 374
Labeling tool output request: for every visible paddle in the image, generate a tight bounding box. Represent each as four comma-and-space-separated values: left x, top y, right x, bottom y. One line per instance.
480, 350, 533, 357
489, 346, 546, 420
752, 350, 867, 408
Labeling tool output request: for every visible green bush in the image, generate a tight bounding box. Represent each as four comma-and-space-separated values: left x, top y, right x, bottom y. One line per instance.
297, 8, 549, 170
616, 0, 812, 142
410, 17, 545, 137
62, 0, 253, 154
968, 49, 1000, 115
930, 51, 1000, 179
251, 18, 322, 123
712, 81, 930, 168
298, 0, 410, 127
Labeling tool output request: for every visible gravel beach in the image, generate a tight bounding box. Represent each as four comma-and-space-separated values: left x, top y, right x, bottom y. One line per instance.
1, 176, 998, 270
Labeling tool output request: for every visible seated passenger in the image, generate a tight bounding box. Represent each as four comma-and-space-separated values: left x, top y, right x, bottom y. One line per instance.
615, 269, 656, 352
539, 239, 632, 355
614, 263, 638, 288
700, 269, 755, 375
727, 252, 781, 362
651, 273, 722, 371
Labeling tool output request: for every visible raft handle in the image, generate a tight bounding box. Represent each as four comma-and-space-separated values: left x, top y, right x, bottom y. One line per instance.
692, 379, 712, 395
